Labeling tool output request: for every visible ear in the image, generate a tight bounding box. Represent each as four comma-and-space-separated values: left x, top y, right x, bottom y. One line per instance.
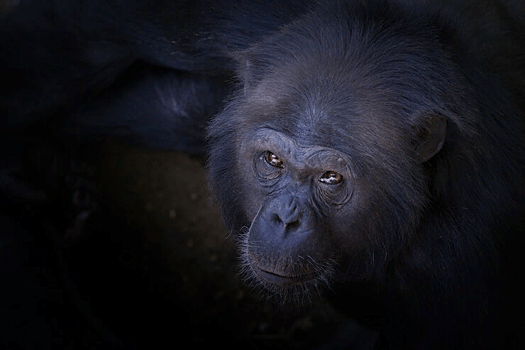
415, 115, 447, 163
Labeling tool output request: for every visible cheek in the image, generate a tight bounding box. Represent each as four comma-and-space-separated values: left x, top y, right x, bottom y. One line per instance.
328, 217, 358, 248
326, 197, 374, 250
237, 172, 265, 223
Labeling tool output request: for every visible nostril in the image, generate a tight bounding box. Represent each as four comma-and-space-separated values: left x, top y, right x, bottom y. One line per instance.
271, 213, 283, 224
271, 213, 300, 228
285, 218, 300, 230
281, 211, 301, 227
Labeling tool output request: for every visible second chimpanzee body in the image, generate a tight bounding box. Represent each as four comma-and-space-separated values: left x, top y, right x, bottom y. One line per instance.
1, 0, 523, 349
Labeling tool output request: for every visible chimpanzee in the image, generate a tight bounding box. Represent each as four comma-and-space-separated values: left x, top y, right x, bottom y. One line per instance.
1, 0, 523, 349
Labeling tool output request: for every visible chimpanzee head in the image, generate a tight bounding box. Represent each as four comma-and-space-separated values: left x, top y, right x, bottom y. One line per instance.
207, 1, 472, 303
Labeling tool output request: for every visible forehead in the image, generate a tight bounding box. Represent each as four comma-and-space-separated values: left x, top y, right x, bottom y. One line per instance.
241, 67, 397, 152
239, 15, 444, 139
235, 22, 443, 156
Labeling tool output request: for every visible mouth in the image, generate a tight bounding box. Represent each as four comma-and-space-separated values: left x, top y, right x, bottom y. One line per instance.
253, 266, 317, 286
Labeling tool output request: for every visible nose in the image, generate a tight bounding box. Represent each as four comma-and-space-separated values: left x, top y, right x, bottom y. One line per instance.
269, 195, 301, 231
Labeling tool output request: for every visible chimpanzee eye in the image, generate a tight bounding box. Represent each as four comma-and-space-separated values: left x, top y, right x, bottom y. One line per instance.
319, 171, 343, 185
264, 151, 284, 168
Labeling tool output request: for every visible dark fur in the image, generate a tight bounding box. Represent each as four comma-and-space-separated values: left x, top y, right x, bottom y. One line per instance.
207, 1, 524, 349
1, 0, 523, 349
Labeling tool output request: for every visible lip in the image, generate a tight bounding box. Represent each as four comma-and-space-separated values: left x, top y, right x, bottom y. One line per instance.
254, 266, 316, 286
